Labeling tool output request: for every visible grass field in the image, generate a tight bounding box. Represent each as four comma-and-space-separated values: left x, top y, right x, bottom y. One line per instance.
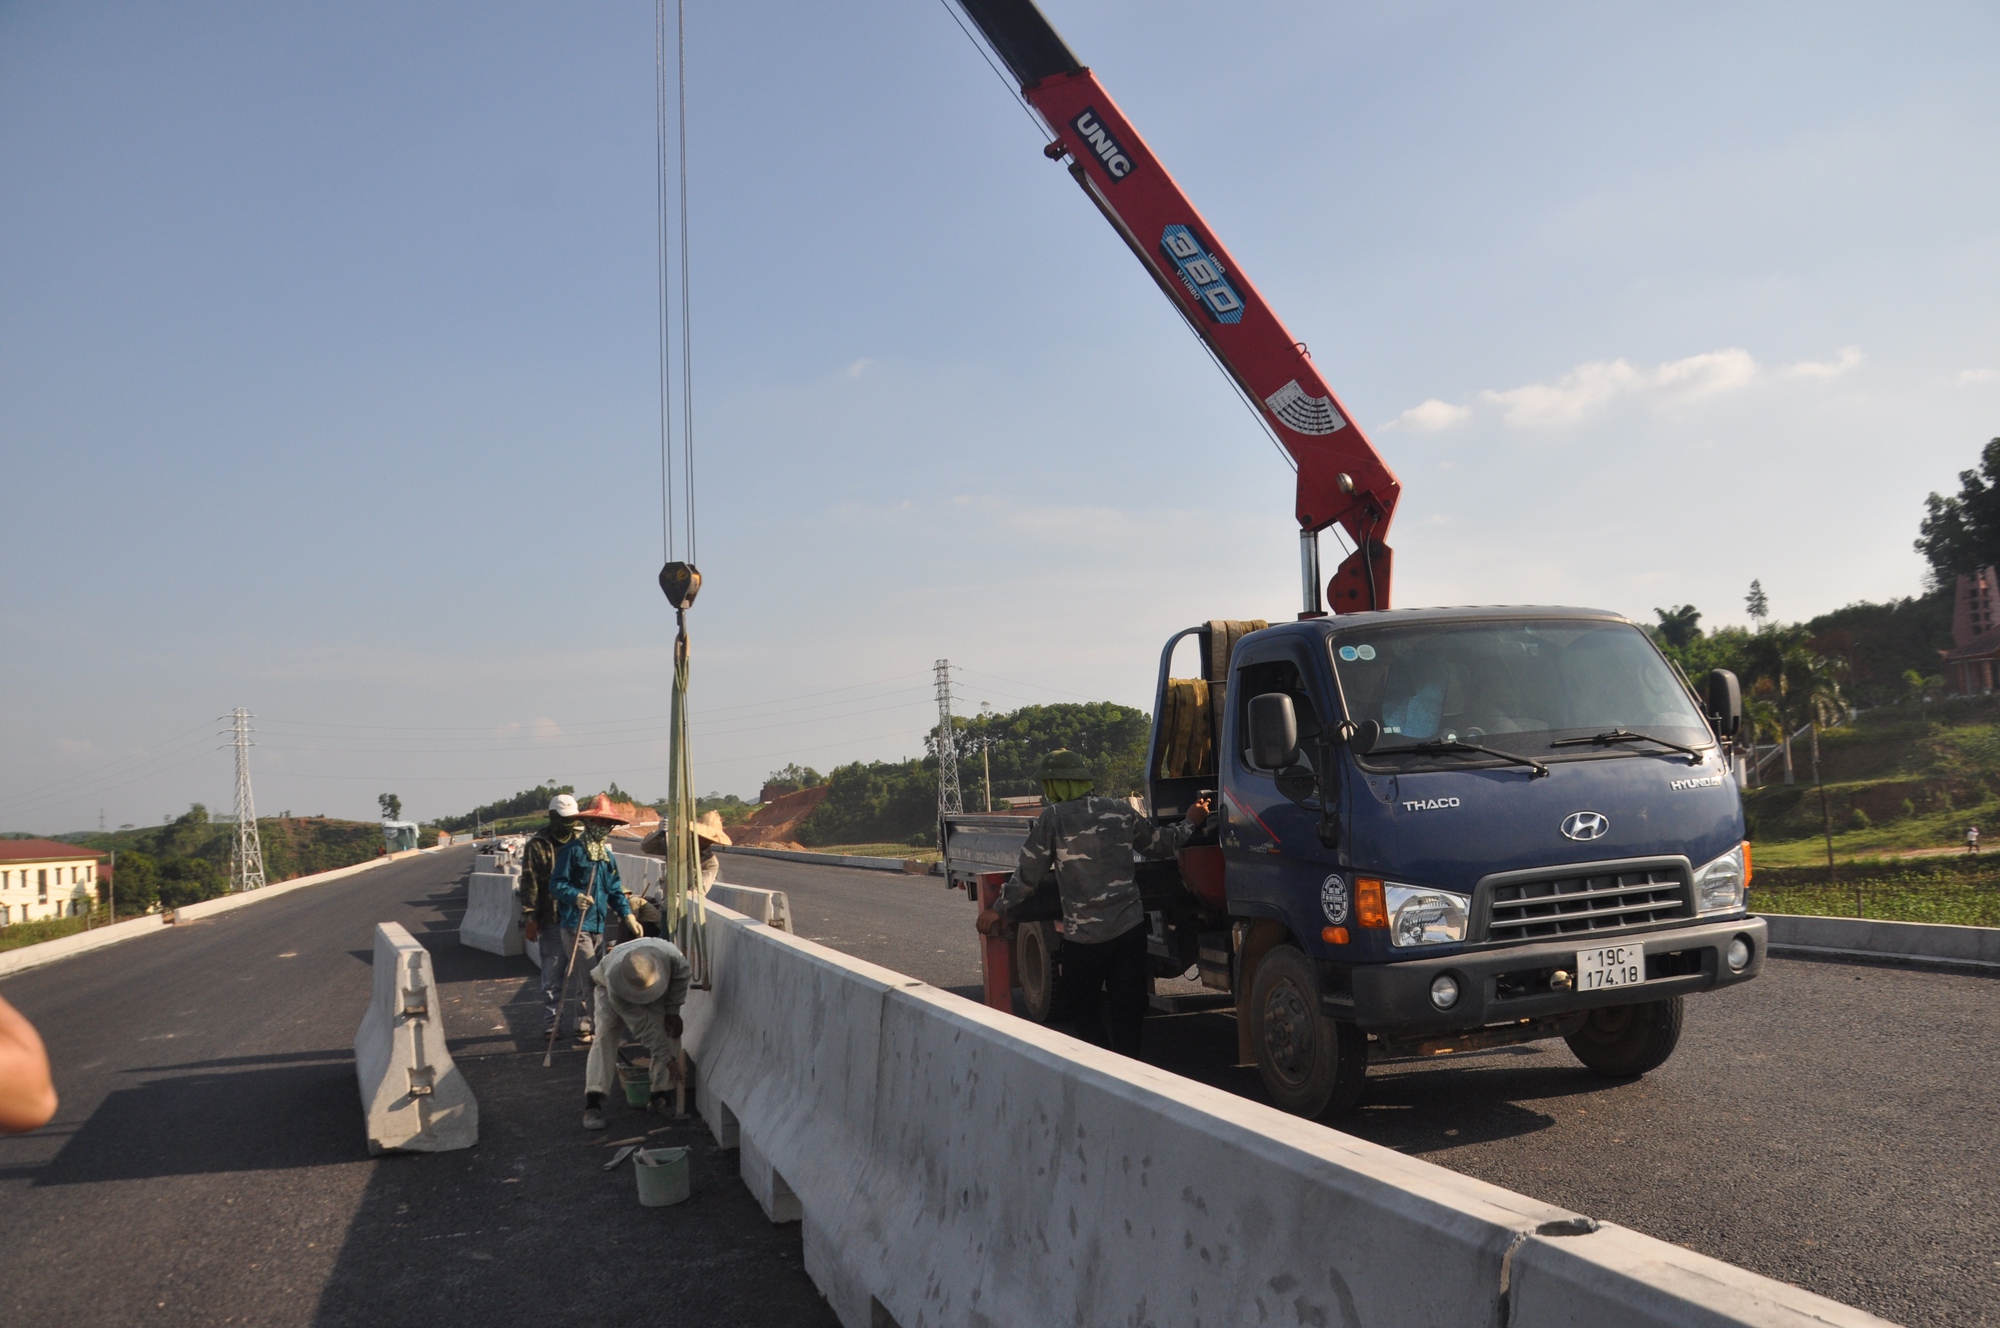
1750, 853, 2000, 925
0, 908, 119, 954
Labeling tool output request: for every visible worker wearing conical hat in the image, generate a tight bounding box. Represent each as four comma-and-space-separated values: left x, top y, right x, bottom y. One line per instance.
639, 808, 731, 897
548, 794, 642, 1043
581, 935, 692, 1131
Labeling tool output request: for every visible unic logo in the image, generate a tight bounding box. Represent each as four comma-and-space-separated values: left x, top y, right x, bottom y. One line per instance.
1561, 811, 1609, 841
1070, 109, 1132, 180
1159, 225, 1245, 324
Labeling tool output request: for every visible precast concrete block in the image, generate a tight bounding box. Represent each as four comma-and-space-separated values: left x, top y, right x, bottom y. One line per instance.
613, 850, 664, 904
354, 921, 477, 1154
680, 898, 1902, 1328
473, 853, 506, 874
707, 882, 792, 932
459, 871, 523, 956
1508, 1219, 1895, 1327
1765, 911, 2000, 968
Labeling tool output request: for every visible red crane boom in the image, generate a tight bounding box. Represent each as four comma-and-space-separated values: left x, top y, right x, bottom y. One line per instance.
957, 0, 1401, 613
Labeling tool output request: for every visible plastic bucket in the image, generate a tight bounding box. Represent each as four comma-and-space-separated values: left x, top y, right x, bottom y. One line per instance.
617, 1064, 651, 1108
634, 1147, 690, 1207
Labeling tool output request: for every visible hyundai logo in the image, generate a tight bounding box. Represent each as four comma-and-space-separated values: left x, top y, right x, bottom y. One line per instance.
1561, 811, 1609, 841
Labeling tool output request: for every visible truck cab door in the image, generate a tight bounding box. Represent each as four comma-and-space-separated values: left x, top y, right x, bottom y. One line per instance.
1221, 641, 1344, 924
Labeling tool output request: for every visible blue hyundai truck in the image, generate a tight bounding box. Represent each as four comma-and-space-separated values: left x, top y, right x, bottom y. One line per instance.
940, 0, 1764, 1115
948, 610, 1762, 1116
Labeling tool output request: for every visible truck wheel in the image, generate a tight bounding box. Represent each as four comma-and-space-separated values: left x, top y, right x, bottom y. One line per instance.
1564, 997, 1684, 1077
1249, 946, 1366, 1117
1014, 922, 1058, 1023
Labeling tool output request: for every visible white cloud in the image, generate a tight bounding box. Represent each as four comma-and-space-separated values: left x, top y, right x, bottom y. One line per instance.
1386, 398, 1471, 431
843, 358, 874, 379
1480, 348, 1760, 427
1784, 345, 1864, 380
1956, 368, 1996, 385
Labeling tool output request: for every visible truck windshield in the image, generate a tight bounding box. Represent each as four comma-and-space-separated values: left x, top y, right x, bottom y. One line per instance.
1331, 620, 1712, 768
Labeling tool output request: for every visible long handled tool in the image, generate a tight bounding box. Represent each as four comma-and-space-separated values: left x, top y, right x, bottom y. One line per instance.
541, 892, 595, 1069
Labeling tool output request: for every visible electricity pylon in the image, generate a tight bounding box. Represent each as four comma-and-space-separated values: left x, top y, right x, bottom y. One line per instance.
934, 660, 963, 824
227, 708, 267, 891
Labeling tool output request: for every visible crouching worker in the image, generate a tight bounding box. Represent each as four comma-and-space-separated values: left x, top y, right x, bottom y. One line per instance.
581, 937, 692, 1131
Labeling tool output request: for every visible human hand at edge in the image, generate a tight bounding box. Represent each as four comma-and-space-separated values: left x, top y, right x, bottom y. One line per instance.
0, 994, 57, 1134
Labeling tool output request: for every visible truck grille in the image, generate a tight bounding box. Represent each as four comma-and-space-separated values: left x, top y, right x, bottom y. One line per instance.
1482, 865, 1688, 942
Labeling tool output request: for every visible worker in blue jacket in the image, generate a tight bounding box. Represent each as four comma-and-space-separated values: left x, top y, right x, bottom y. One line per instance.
547, 794, 642, 1044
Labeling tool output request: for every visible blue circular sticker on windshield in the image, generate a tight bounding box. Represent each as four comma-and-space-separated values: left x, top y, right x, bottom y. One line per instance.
1338, 645, 1358, 661
1357, 644, 1376, 660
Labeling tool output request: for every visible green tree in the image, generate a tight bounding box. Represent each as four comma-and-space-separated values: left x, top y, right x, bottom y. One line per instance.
1742, 626, 1811, 783
434, 783, 574, 832
1745, 580, 1770, 625
1916, 437, 2000, 589
1652, 604, 1703, 650
377, 793, 403, 821
761, 764, 824, 799
159, 855, 224, 908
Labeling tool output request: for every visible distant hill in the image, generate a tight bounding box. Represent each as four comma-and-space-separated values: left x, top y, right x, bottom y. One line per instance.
1747, 693, 2000, 860
63, 807, 421, 911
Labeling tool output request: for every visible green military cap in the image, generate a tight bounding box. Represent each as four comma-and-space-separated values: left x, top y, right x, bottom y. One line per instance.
1038, 749, 1093, 781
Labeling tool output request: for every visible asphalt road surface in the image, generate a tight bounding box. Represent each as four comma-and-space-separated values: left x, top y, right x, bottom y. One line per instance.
0, 846, 837, 1328
721, 852, 2000, 1328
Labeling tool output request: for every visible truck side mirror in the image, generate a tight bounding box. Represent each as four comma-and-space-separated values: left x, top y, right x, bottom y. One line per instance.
1247, 693, 1299, 769
1705, 669, 1742, 737
1350, 718, 1381, 756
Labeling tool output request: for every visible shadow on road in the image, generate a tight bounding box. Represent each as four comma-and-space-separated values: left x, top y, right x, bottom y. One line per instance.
25, 1059, 367, 1185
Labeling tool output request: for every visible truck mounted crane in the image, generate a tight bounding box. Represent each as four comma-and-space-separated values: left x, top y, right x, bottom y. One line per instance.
942, 0, 1764, 1119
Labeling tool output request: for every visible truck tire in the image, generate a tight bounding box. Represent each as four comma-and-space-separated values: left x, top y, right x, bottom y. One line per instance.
1564, 996, 1684, 1077
1014, 922, 1058, 1023
1249, 946, 1366, 1117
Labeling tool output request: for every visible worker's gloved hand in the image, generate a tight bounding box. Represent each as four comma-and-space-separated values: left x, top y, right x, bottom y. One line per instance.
663, 1011, 684, 1038
523, 918, 540, 943
625, 914, 645, 939
1186, 796, 1212, 827
576, 894, 595, 912
976, 908, 1008, 937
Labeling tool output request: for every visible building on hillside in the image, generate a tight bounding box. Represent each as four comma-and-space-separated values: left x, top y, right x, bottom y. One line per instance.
1944, 566, 2000, 694
0, 840, 107, 927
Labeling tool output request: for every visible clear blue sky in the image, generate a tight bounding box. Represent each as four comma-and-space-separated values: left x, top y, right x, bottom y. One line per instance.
3, 0, 1996, 832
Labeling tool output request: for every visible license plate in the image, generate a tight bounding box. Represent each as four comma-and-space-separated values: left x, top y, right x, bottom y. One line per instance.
1577, 944, 1644, 991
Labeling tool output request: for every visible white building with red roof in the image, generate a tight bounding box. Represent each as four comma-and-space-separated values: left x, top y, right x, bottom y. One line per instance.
0, 839, 108, 927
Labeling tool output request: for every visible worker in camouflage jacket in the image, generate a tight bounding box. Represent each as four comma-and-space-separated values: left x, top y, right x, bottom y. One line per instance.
520, 793, 583, 1039
978, 749, 1208, 1056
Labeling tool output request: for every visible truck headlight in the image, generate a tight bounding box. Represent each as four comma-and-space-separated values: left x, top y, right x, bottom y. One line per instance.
1385, 884, 1470, 947
1692, 845, 1746, 916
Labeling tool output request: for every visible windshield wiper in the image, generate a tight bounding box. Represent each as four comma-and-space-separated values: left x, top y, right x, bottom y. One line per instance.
1548, 729, 1703, 764
1370, 738, 1550, 778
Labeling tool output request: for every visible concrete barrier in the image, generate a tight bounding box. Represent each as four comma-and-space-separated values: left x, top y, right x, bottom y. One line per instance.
354, 921, 477, 1154
682, 904, 1894, 1328
718, 844, 923, 873
612, 851, 662, 905
1763, 912, 2000, 971
459, 871, 523, 956
472, 852, 516, 876
706, 882, 791, 932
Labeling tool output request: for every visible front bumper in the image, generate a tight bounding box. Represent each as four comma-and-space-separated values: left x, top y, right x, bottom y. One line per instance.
1338, 915, 1767, 1035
